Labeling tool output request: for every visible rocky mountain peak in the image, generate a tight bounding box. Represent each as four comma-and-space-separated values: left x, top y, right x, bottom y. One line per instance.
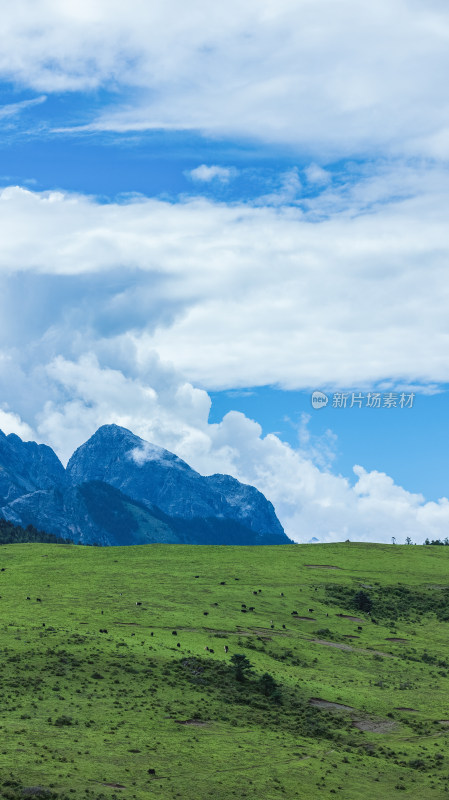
0, 424, 291, 545
0, 429, 65, 505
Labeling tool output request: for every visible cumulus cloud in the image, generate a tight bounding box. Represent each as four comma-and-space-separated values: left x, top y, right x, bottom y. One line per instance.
304, 163, 331, 186
188, 165, 236, 183
0, 168, 448, 391
0, 408, 35, 440
0, 2, 446, 158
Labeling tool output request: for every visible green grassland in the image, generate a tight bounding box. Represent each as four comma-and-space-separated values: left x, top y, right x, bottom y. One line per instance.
1, 542, 449, 799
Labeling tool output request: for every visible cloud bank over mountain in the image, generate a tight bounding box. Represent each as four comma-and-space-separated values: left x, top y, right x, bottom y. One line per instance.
1, 351, 447, 546
0, 1, 447, 544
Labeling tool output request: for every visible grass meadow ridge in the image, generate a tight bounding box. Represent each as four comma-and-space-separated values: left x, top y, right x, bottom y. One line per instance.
1, 542, 449, 799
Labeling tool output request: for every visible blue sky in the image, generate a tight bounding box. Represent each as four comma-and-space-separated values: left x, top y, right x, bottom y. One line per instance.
209, 387, 449, 502
0, 1, 449, 543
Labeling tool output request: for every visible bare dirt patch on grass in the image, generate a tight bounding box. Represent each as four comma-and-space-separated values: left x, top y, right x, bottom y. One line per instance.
102, 783, 126, 789
305, 565, 342, 569
353, 719, 397, 733
294, 616, 316, 621
185, 627, 287, 638
309, 698, 396, 735
336, 614, 364, 622
309, 698, 354, 712
385, 638, 408, 642
394, 707, 419, 712
312, 639, 353, 650
174, 718, 210, 727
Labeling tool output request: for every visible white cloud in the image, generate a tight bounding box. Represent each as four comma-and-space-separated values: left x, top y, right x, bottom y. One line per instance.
297, 412, 337, 470
257, 167, 302, 205
0, 408, 35, 440
0, 168, 449, 391
0, 2, 447, 157
188, 165, 236, 183
0, 95, 46, 120
304, 163, 331, 186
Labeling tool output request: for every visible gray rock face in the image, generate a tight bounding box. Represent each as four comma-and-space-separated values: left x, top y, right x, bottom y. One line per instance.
2, 481, 180, 546
66, 424, 286, 539
0, 430, 65, 505
0, 424, 291, 546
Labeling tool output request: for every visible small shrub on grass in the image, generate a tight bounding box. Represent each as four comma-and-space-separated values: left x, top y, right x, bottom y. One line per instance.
54, 716, 75, 727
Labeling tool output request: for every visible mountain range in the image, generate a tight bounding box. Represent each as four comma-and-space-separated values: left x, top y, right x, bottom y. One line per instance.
0, 424, 291, 546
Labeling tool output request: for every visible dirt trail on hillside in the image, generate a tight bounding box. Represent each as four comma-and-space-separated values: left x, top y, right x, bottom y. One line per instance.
312, 639, 353, 650
311, 638, 393, 657
310, 698, 354, 712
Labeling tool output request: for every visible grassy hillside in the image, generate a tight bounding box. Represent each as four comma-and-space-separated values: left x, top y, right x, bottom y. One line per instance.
1, 542, 449, 799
